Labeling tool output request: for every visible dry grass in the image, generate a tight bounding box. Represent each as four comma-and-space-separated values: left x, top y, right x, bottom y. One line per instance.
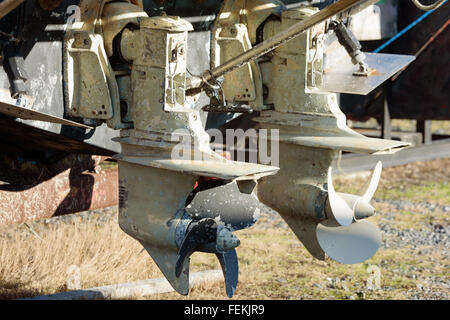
0, 213, 159, 299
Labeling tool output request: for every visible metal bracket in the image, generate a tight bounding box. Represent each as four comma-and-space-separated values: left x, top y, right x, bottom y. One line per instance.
63, 0, 123, 127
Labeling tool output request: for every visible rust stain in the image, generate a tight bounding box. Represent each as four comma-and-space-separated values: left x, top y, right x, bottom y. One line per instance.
0, 167, 118, 226
38, 0, 63, 11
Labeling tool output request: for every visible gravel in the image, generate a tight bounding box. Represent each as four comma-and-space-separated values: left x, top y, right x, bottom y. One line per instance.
373, 198, 450, 214
372, 198, 449, 251
258, 197, 449, 300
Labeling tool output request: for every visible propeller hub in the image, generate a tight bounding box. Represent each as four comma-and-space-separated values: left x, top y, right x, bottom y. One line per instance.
216, 226, 241, 252
354, 199, 376, 220
173, 180, 261, 298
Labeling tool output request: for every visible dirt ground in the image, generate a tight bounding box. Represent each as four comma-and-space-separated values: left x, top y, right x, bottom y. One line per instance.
0, 158, 448, 300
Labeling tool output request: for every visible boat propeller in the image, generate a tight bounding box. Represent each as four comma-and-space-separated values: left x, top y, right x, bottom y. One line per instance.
316, 161, 383, 264
175, 180, 260, 298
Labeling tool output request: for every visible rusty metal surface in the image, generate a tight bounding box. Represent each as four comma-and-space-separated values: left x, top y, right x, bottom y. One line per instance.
38, 0, 63, 11
0, 165, 118, 226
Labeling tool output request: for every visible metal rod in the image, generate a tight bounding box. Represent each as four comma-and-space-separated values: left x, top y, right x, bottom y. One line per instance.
19, 270, 223, 300
189, 0, 379, 90
0, 0, 25, 20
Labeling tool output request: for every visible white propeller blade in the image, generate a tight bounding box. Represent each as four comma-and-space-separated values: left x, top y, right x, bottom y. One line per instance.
360, 161, 383, 203
316, 220, 381, 264
327, 161, 383, 226
327, 166, 354, 226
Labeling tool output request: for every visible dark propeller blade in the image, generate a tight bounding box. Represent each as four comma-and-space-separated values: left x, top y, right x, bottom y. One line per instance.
175, 217, 241, 298
175, 219, 218, 278
176, 180, 258, 297
216, 249, 239, 298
